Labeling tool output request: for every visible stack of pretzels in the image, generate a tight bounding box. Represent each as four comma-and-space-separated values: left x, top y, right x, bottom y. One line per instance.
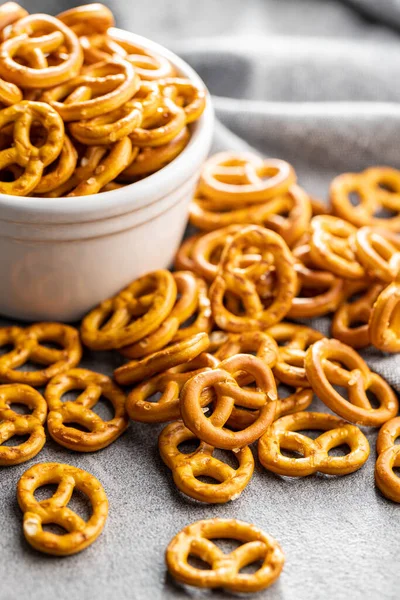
0, 2, 206, 196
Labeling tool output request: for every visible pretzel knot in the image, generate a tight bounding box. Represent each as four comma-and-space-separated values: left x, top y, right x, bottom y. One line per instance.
57, 3, 115, 36
0, 14, 83, 88
0, 323, 82, 386
166, 518, 285, 593
353, 227, 400, 283
159, 421, 254, 503
17, 462, 108, 556
369, 281, 400, 353
258, 411, 370, 477
0, 384, 47, 466
181, 354, 277, 449
330, 167, 400, 232
305, 338, 398, 426
45, 369, 129, 452
209, 225, 297, 332
375, 417, 400, 503
0, 100, 64, 195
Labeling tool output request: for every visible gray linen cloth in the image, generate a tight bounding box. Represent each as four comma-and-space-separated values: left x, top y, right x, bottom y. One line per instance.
2, 2, 400, 600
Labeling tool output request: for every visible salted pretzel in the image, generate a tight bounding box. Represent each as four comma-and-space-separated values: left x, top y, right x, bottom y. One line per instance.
289, 242, 344, 318
369, 281, 400, 353
332, 280, 384, 348
17, 462, 108, 556
198, 151, 296, 207
159, 77, 206, 124
0, 14, 83, 88
57, 3, 114, 36
267, 323, 323, 388
108, 32, 176, 80
0, 100, 64, 195
114, 332, 209, 386
209, 226, 297, 332
309, 215, 365, 279
166, 518, 284, 593
330, 167, 400, 232
33, 135, 78, 194
215, 331, 279, 376
305, 338, 398, 426
353, 227, 400, 282
81, 269, 177, 350
190, 226, 242, 281
42, 58, 139, 121
0, 384, 47, 466
69, 102, 143, 145
129, 98, 186, 147
45, 369, 129, 452
258, 411, 370, 477
262, 185, 312, 248
181, 354, 277, 449
375, 417, 400, 503
0, 1, 24, 108
159, 421, 254, 503
0, 323, 82, 387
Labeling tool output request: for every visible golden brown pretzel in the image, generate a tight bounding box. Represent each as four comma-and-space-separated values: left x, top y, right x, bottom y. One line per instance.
305, 338, 398, 426
191, 225, 242, 281
69, 102, 143, 145
17, 462, 108, 556
108, 32, 176, 80
159, 77, 206, 123
159, 420, 254, 503
0, 383, 47, 465
181, 354, 277, 449
0, 323, 82, 386
215, 331, 278, 375
0, 14, 83, 88
261, 185, 312, 248
129, 98, 186, 147
258, 411, 370, 477
33, 134, 78, 194
353, 227, 400, 282
0, 3, 25, 105
375, 417, 400, 503
57, 3, 115, 36
330, 167, 400, 232
45, 369, 128, 452
209, 226, 297, 332
166, 518, 285, 593
81, 269, 177, 350
369, 281, 400, 353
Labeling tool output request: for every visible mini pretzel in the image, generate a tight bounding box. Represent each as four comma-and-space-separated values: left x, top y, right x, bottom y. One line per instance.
57, 3, 115, 36
159, 421, 254, 503
42, 58, 139, 121
353, 227, 400, 282
0, 2, 24, 108
114, 332, 209, 386
108, 33, 176, 80
261, 185, 312, 248
17, 462, 108, 556
129, 98, 186, 147
215, 331, 279, 375
159, 77, 206, 123
69, 102, 143, 145
332, 280, 384, 348
309, 215, 365, 279
0, 100, 64, 195
198, 151, 296, 207
81, 269, 177, 350
0, 384, 47, 466
33, 135, 78, 194
45, 369, 128, 452
375, 417, 400, 503
0, 323, 82, 387
305, 338, 398, 426
330, 167, 400, 232
258, 411, 370, 477
191, 225, 242, 281
166, 518, 284, 593
267, 323, 323, 387
181, 354, 277, 449
126, 352, 219, 423
0, 14, 83, 88
369, 282, 400, 353
209, 226, 297, 332
289, 243, 344, 318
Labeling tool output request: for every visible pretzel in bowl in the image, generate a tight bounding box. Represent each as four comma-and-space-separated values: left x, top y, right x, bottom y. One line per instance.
45, 369, 129, 452
209, 225, 297, 332
128, 98, 186, 147
159, 420, 254, 503
0, 383, 47, 466
258, 411, 370, 477
369, 281, 400, 353
57, 3, 115, 36
0, 323, 82, 386
330, 167, 400, 232
305, 338, 398, 426
166, 518, 285, 593
33, 134, 78, 194
81, 270, 177, 350
353, 227, 400, 283
375, 417, 400, 503
17, 462, 108, 556
181, 354, 277, 449
0, 1, 23, 106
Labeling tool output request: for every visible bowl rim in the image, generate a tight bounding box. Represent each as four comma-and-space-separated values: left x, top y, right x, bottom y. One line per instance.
0, 28, 213, 220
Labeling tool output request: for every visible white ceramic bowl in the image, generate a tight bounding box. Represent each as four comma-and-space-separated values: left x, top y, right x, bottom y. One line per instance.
0, 29, 213, 322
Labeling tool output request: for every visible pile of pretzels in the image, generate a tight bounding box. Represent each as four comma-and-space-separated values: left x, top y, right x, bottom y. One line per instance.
0, 2, 206, 196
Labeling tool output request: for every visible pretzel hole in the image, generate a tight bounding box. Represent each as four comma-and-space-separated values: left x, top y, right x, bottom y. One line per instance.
8, 402, 32, 415
365, 389, 381, 409
0, 167, 22, 182
34, 484, 59, 502
60, 390, 82, 403
195, 475, 222, 485
333, 385, 350, 401
349, 192, 361, 207
213, 538, 242, 553
327, 443, 351, 457
277, 383, 295, 399
213, 448, 239, 469
187, 554, 212, 571
2, 433, 30, 446
0, 343, 14, 356
91, 396, 115, 421
239, 558, 264, 575
63, 421, 92, 432
177, 439, 200, 454
146, 391, 163, 404
374, 206, 398, 219
297, 429, 322, 440
29, 123, 48, 148
42, 523, 68, 536
279, 447, 305, 459
377, 182, 397, 193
